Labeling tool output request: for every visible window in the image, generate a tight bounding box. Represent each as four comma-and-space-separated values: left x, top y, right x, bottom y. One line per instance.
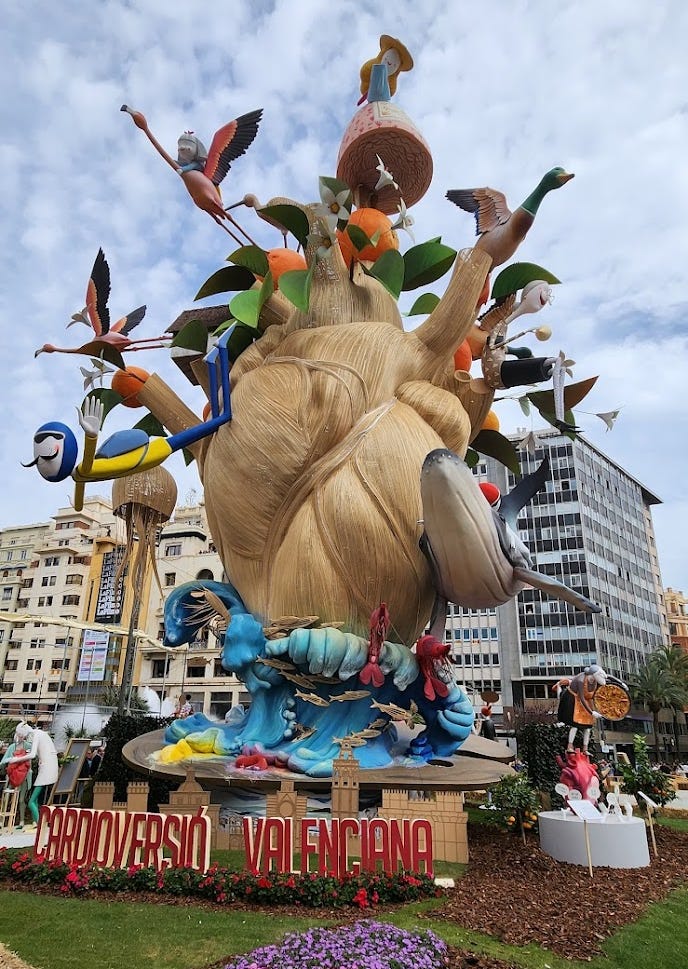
21, 578, 33, 588
51, 660, 64, 671
22, 682, 38, 693
186, 664, 206, 678
4, 660, 18, 671
38, 596, 54, 607
47, 682, 59, 692
29, 638, 46, 649
65, 574, 83, 585
165, 573, 176, 587
2, 588, 12, 601
151, 658, 170, 678
20, 550, 27, 560
26, 658, 43, 671
44, 556, 60, 567
41, 576, 57, 587
164, 544, 182, 557
62, 595, 80, 606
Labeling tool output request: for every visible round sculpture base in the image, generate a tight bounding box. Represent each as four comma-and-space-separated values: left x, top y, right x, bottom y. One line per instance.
538, 811, 650, 868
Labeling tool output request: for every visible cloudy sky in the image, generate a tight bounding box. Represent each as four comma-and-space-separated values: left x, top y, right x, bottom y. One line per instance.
2, 1, 687, 591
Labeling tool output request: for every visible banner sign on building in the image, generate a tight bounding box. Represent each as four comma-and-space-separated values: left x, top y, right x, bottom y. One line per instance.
77, 628, 109, 682
94, 547, 125, 623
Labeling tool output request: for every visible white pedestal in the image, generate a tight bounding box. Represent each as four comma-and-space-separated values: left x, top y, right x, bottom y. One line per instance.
539, 811, 650, 868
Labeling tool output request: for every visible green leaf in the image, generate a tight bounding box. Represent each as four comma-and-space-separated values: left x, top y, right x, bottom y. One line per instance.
83, 388, 123, 421
402, 241, 457, 291
194, 265, 256, 300
229, 290, 263, 328
278, 265, 314, 312
346, 224, 372, 252
226, 323, 259, 362
133, 413, 167, 437
491, 262, 561, 301
319, 175, 351, 198
406, 293, 441, 316
259, 205, 310, 249
471, 429, 521, 476
182, 447, 195, 467
363, 249, 404, 300
171, 319, 209, 353
464, 448, 479, 469
227, 245, 270, 277
527, 376, 598, 414
518, 396, 531, 417
212, 318, 236, 337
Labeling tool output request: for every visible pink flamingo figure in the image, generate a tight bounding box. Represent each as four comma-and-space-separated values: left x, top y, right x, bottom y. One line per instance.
121, 104, 262, 245
35, 249, 169, 363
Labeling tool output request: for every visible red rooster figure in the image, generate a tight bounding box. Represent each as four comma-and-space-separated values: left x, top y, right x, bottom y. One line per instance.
415, 634, 451, 701
359, 603, 390, 688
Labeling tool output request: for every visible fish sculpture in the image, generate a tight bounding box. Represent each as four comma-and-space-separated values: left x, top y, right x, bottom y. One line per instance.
420, 449, 600, 638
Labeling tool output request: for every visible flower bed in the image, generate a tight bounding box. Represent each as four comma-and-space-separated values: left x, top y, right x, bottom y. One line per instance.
219, 920, 447, 969
0, 849, 438, 909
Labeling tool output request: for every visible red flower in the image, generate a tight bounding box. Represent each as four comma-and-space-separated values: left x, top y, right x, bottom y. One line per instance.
285, 876, 296, 888
257, 876, 271, 888
353, 888, 369, 908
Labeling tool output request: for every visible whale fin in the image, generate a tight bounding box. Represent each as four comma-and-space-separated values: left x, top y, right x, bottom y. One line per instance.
499, 457, 550, 531
512, 566, 601, 614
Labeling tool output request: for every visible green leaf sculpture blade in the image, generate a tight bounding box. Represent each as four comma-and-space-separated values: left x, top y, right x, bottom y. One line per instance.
491, 262, 561, 301
259, 205, 311, 250
406, 293, 441, 316
171, 319, 210, 353
194, 265, 256, 300
225, 323, 259, 362
471, 429, 521, 476
133, 413, 168, 438
464, 448, 479, 469
346, 224, 372, 252
229, 290, 262, 328
278, 266, 314, 312
364, 249, 405, 299
227, 245, 270, 277
527, 376, 598, 414
83, 388, 123, 421
402, 241, 457, 291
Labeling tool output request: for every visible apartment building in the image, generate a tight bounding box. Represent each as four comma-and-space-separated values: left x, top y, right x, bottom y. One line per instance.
665, 588, 688, 654
445, 429, 670, 753
0, 498, 121, 725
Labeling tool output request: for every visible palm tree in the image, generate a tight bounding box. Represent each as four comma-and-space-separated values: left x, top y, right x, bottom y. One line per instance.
655, 643, 688, 757
629, 656, 688, 762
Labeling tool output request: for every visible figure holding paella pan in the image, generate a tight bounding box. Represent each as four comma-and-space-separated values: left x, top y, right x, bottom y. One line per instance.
552, 664, 630, 756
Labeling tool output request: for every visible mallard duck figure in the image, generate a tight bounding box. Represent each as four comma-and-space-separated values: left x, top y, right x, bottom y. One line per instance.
446, 167, 574, 269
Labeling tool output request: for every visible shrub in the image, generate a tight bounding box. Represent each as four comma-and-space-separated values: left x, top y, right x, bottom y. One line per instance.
617, 735, 676, 807
516, 720, 600, 804
488, 773, 540, 833
0, 849, 439, 909
99, 713, 174, 810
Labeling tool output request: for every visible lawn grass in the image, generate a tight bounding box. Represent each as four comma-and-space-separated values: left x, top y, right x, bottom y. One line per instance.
0, 891, 328, 969
3, 885, 688, 969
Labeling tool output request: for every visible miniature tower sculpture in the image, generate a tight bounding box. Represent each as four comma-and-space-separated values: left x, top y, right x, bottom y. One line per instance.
331, 742, 361, 820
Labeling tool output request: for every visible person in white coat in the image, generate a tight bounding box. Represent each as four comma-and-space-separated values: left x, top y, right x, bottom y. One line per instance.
7, 723, 58, 824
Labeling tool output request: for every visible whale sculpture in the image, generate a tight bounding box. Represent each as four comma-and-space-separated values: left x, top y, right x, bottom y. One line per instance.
420, 448, 601, 639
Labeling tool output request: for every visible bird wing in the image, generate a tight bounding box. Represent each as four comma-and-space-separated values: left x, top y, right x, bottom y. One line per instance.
86, 248, 111, 335
446, 188, 511, 235
111, 305, 147, 335
203, 109, 263, 186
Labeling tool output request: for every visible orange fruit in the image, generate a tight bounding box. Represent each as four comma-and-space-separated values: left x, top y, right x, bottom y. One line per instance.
453, 339, 472, 373
111, 366, 150, 408
482, 410, 500, 432
265, 248, 307, 289
336, 208, 399, 267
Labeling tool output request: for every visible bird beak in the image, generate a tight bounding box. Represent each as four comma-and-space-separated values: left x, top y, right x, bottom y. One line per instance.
224, 200, 246, 211
557, 172, 575, 185
121, 104, 147, 130
34, 348, 44, 358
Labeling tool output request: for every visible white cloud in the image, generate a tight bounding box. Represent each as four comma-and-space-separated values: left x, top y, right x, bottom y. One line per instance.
2, 0, 687, 594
